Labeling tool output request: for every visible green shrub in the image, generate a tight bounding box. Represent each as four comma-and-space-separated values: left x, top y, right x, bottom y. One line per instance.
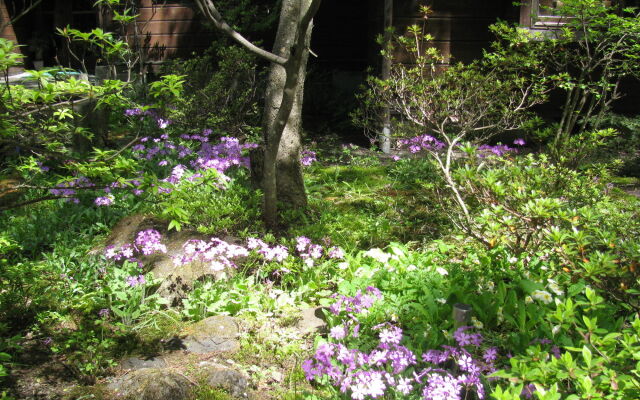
161, 44, 264, 138
494, 287, 640, 399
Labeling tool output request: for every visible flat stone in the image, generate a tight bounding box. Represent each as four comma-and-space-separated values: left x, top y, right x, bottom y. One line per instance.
182, 316, 240, 354
295, 307, 327, 334
199, 362, 251, 399
121, 356, 168, 370
108, 368, 192, 400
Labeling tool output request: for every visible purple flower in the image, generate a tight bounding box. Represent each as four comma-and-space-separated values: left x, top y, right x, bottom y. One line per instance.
457, 353, 477, 372
522, 383, 537, 399
379, 326, 403, 345
296, 236, 311, 252
330, 325, 348, 340
37, 161, 50, 172
423, 349, 447, 365
126, 274, 146, 287
94, 195, 114, 207
482, 347, 498, 363
328, 246, 345, 259
453, 326, 483, 347
308, 244, 323, 259
551, 345, 561, 359
395, 377, 413, 395
157, 118, 170, 129
423, 373, 461, 400
301, 150, 317, 166
514, 138, 526, 146
98, 308, 110, 318
134, 229, 167, 255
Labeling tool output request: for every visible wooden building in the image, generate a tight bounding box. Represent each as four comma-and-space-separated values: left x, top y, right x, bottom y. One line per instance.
0, 0, 637, 112
3, 1, 634, 71
0, 0, 217, 71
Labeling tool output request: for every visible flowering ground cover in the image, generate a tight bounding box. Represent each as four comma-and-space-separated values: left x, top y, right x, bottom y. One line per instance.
1, 118, 638, 399
1, 1, 639, 395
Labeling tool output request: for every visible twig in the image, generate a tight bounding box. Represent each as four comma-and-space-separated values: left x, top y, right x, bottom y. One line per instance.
0, 195, 67, 212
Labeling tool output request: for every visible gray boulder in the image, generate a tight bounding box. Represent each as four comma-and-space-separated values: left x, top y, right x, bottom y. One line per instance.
182, 315, 241, 354
295, 307, 327, 335
108, 368, 192, 400
199, 362, 251, 399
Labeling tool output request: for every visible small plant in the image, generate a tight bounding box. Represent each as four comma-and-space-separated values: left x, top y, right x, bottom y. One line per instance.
494, 286, 640, 399
305, 287, 499, 400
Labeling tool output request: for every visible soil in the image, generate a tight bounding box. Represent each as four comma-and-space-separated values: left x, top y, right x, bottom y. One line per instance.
4, 339, 80, 400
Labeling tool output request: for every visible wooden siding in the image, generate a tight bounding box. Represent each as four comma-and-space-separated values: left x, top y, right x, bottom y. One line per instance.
0, 0, 18, 42
385, 0, 518, 65
0, 0, 23, 74
131, 1, 215, 60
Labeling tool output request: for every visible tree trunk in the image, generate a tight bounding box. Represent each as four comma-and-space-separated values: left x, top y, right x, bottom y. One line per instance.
193, 0, 320, 229
261, 0, 313, 225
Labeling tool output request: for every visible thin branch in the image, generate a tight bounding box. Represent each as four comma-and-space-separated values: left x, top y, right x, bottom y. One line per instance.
1, 0, 43, 32
0, 195, 67, 212
193, 0, 288, 65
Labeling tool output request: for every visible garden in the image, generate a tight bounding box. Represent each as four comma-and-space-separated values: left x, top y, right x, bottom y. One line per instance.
0, 0, 639, 399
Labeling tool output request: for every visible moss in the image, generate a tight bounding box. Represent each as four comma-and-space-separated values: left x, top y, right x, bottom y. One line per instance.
189, 385, 234, 400
62, 385, 111, 400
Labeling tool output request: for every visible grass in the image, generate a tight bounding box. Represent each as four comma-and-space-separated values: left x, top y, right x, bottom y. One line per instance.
287, 158, 449, 250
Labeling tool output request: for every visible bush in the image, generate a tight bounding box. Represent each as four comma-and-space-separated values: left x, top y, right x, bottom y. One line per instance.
161, 43, 264, 138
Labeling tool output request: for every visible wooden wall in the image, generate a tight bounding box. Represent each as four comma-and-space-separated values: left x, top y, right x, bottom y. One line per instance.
0, 0, 22, 74
0, 0, 17, 43
130, 0, 216, 61
381, 0, 518, 66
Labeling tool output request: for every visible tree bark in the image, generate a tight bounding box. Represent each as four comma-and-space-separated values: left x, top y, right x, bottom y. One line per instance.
194, 0, 320, 229
262, 0, 311, 211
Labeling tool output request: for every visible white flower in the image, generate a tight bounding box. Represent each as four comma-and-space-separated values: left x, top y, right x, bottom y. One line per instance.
364, 248, 391, 263
547, 279, 564, 296
525, 296, 534, 304
552, 325, 561, 336
436, 298, 447, 304
471, 316, 484, 329
406, 264, 417, 271
337, 261, 349, 270
435, 267, 448, 276
508, 256, 518, 264
532, 290, 553, 304
210, 260, 225, 271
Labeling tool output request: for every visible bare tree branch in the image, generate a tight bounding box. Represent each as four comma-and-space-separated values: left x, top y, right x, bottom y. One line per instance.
1, 0, 43, 32
193, 0, 288, 65
0, 195, 66, 212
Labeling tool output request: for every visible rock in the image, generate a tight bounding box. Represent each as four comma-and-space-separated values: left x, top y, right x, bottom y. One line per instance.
182, 316, 240, 354
108, 368, 192, 400
199, 362, 251, 399
295, 307, 327, 334
96, 214, 245, 305
101, 214, 165, 251
148, 230, 212, 305
120, 356, 168, 370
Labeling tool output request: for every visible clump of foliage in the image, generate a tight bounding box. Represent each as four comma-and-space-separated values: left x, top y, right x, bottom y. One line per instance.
161, 44, 264, 138
1, 1, 639, 399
